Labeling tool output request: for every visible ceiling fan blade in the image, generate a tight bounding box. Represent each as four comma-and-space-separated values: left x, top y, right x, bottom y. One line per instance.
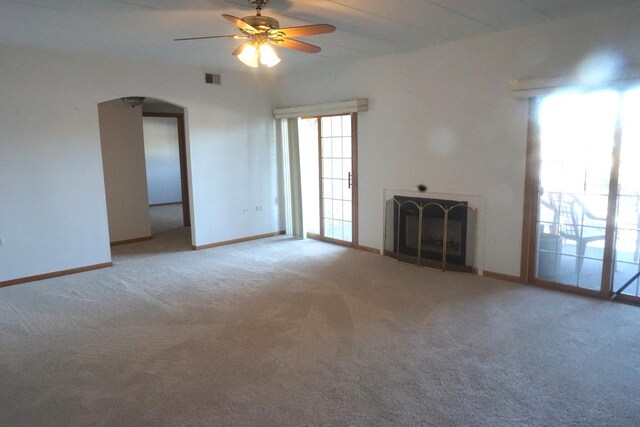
222, 14, 258, 33
272, 24, 336, 38
173, 35, 242, 41
276, 38, 322, 54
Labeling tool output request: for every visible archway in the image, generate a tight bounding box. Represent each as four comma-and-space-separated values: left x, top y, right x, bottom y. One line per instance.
97, 96, 193, 251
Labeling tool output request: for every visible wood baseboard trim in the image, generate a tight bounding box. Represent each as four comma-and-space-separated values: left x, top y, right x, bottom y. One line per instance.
149, 201, 182, 207
527, 278, 603, 299
357, 244, 380, 254
192, 230, 286, 251
0, 262, 113, 288
110, 235, 153, 246
483, 270, 524, 284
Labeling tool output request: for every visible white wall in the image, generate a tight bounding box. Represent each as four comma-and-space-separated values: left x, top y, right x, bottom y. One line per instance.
142, 102, 184, 115
0, 48, 112, 280
278, 4, 640, 276
0, 43, 281, 283
3, 5, 638, 283
98, 100, 151, 242
142, 116, 182, 205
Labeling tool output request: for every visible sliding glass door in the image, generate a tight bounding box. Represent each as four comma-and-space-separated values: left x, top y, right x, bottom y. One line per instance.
297, 114, 358, 247
320, 114, 355, 244
612, 89, 640, 298
533, 91, 617, 291
530, 87, 640, 301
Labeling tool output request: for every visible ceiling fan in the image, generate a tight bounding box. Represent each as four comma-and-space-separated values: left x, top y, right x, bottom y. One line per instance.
173, 0, 336, 68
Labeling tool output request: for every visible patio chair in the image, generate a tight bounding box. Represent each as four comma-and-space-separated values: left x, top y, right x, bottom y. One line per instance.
555, 194, 606, 274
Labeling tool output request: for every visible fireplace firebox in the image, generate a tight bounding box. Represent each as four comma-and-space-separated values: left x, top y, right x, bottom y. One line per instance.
385, 195, 471, 271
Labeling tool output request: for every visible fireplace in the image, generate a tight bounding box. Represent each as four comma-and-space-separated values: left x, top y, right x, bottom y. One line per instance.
385, 195, 471, 271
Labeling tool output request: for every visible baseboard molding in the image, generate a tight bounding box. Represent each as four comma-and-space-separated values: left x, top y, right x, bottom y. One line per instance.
192, 230, 286, 251
149, 201, 182, 207
482, 270, 524, 284
110, 235, 153, 246
357, 244, 380, 254
0, 262, 113, 288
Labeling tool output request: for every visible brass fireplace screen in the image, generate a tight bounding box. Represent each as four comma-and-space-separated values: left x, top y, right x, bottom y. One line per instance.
384, 195, 477, 272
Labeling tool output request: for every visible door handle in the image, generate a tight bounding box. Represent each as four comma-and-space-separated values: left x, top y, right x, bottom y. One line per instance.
348, 172, 352, 189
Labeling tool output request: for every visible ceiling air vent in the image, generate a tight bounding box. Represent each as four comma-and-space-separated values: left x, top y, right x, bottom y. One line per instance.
205, 73, 221, 85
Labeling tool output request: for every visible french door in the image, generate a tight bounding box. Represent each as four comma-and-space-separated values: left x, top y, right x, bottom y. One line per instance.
527, 87, 640, 302
319, 114, 358, 245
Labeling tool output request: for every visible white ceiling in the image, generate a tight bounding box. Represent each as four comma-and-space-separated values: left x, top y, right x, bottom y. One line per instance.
0, 0, 638, 73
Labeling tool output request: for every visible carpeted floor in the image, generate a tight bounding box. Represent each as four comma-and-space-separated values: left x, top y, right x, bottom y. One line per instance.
1, 206, 640, 426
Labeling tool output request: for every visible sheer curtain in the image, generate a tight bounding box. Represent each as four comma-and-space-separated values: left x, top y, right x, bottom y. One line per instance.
280, 118, 304, 238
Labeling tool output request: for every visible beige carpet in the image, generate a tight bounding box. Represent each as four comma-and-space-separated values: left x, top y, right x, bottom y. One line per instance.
1, 206, 640, 426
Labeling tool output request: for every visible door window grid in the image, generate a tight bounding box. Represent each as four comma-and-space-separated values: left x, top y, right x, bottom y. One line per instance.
321, 116, 352, 243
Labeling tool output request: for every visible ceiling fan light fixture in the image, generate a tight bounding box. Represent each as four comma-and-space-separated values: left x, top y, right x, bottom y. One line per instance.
237, 42, 280, 68
238, 44, 259, 68
259, 43, 281, 67
176, 0, 334, 69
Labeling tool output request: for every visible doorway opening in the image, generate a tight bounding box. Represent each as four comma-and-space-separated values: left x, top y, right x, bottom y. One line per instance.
142, 109, 190, 236
298, 114, 358, 246
97, 97, 192, 252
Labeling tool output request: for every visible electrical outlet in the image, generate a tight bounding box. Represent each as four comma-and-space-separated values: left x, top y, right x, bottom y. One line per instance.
242, 208, 249, 213
255, 206, 262, 211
